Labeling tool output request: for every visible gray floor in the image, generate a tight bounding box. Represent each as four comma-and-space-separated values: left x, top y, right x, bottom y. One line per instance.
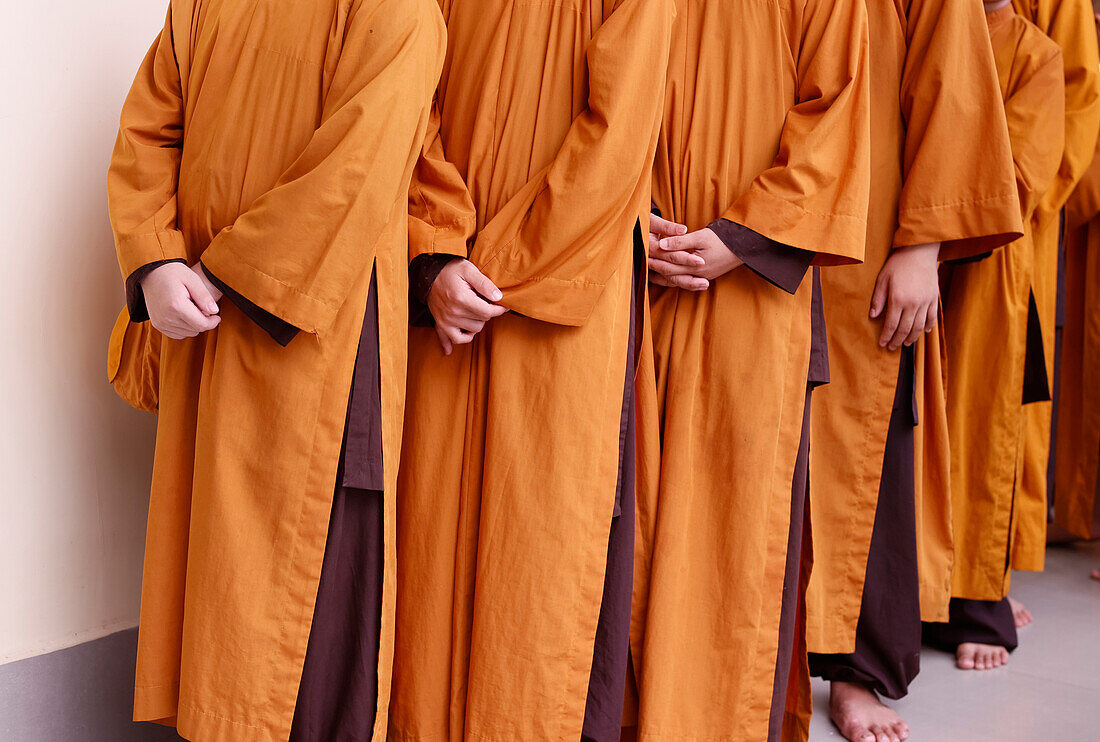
0, 628, 182, 742
809, 539, 1100, 741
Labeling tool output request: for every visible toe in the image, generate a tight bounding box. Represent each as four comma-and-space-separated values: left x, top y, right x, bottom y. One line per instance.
956, 645, 976, 669
848, 725, 875, 742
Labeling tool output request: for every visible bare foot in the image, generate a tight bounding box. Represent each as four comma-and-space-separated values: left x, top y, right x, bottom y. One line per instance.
1007, 595, 1032, 627
956, 642, 1009, 670
1091, 568, 1100, 581
828, 680, 910, 742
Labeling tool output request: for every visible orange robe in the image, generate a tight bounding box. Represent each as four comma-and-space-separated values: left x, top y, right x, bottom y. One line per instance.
106, 1, 445, 739
1054, 146, 1100, 538
1009, 0, 1100, 577
388, 1, 674, 740
631, 1, 870, 739
943, 7, 1065, 602
805, 0, 1024, 654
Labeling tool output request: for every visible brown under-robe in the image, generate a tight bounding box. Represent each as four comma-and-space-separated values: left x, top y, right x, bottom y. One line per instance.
922, 598, 1019, 653
582, 244, 641, 742
768, 269, 828, 742
704, 219, 827, 742
126, 262, 388, 737
807, 345, 921, 700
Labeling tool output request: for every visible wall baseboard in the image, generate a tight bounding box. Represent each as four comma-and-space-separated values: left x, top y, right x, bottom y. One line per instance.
0, 628, 182, 742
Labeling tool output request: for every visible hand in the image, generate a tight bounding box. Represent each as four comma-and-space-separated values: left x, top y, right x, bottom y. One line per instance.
191, 262, 223, 304
427, 259, 507, 355
648, 215, 707, 290
649, 226, 744, 290
869, 242, 941, 351
140, 262, 222, 340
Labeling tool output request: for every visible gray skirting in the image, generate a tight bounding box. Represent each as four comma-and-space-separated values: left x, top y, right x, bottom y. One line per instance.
0, 628, 181, 742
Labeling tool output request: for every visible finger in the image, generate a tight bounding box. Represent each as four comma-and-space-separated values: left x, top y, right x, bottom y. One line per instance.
650, 214, 688, 238
925, 302, 939, 332
456, 317, 487, 334
168, 295, 219, 335
435, 326, 453, 356
183, 271, 220, 316
648, 232, 662, 257
878, 303, 902, 348
648, 272, 673, 288
888, 308, 916, 351
659, 233, 704, 252
449, 328, 476, 346
648, 257, 701, 278
459, 263, 504, 302
870, 273, 889, 318
455, 293, 507, 321
903, 305, 928, 346
667, 274, 710, 291
659, 249, 705, 268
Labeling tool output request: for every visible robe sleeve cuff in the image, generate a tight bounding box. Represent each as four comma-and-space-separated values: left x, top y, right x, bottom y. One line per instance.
125, 259, 187, 322
116, 230, 189, 283
408, 253, 461, 327
200, 263, 300, 347
707, 219, 814, 294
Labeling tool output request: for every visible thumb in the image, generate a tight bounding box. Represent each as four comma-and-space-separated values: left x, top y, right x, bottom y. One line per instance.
184, 270, 220, 316
869, 272, 889, 318
461, 262, 504, 302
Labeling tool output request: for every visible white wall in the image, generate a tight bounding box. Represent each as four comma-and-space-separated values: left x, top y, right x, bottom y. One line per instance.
0, 2, 167, 663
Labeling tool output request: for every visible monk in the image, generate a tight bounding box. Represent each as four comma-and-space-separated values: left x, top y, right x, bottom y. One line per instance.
1052, 6, 1100, 553
105, 1, 445, 739
929, 0, 1100, 657
631, 1, 871, 740
921, 0, 1065, 678
803, 1, 1025, 739
1007, 0, 1100, 599
387, 2, 675, 741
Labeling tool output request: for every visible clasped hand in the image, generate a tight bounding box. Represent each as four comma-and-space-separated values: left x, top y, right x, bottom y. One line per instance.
647, 215, 743, 290
427, 259, 507, 355
140, 262, 223, 340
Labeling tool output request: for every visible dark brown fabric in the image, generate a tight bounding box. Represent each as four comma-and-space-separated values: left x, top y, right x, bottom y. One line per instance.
289, 483, 384, 742
342, 272, 384, 491
1023, 288, 1052, 403
202, 263, 300, 346
125, 258, 187, 322
581, 246, 641, 742
708, 219, 815, 295
808, 346, 921, 700
808, 267, 830, 387
409, 252, 462, 327
768, 385, 813, 742
922, 598, 1018, 652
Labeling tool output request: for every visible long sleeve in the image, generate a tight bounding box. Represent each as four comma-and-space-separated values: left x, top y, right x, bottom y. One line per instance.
1021, 0, 1100, 226
707, 219, 814, 295
107, 7, 189, 283
408, 102, 477, 261
720, 0, 870, 266
896, 0, 1024, 260
1005, 46, 1066, 224
464, 0, 674, 326
1065, 144, 1100, 228
198, 0, 445, 336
